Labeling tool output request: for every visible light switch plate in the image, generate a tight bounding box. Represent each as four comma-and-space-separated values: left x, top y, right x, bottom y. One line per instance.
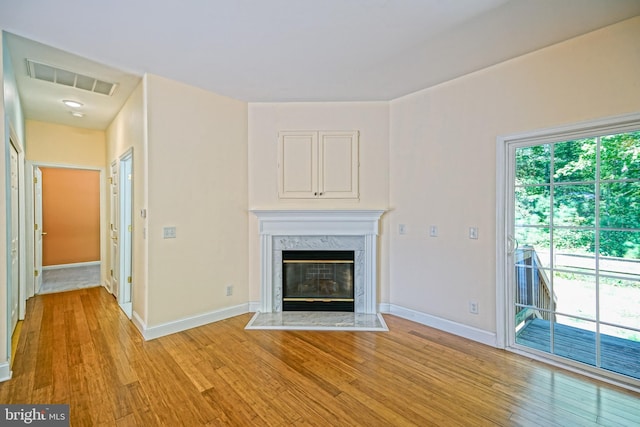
163, 226, 177, 239
469, 227, 478, 239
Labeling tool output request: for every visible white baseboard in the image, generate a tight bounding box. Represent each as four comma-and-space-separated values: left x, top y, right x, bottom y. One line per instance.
382, 304, 497, 347
132, 310, 146, 337
43, 261, 101, 270
119, 302, 133, 319
133, 304, 250, 341
0, 361, 12, 382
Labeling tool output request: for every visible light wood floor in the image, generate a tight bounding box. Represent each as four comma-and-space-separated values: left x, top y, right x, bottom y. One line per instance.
1, 287, 639, 426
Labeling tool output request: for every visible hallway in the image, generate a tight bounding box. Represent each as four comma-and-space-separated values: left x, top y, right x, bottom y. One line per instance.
39, 265, 101, 294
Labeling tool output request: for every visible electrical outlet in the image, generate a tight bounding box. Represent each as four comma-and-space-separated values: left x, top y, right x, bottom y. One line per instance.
469, 301, 479, 314
226, 284, 233, 296
429, 225, 438, 237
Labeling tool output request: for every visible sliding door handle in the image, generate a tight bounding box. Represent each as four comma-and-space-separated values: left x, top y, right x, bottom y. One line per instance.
507, 235, 518, 254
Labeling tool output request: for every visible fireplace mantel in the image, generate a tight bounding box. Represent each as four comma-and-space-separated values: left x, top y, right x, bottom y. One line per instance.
251, 209, 385, 314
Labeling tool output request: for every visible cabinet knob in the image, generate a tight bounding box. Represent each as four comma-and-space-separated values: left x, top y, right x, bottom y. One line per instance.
314, 192, 318, 196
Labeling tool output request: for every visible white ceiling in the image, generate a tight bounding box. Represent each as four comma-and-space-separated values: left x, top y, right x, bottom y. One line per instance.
2, 0, 640, 130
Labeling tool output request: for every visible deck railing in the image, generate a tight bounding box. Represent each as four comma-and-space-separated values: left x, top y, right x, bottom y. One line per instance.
515, 246, 556, 324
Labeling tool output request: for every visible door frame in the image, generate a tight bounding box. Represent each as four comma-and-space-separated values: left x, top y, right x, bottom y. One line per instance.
496, 112, 640, 387
9, 138, 20, 335
5, 123, 26, 370
118, 149, 134, 318
7, 127, 26, 318
109, 160, 119, 297
24, 161, 107, 299
32, 166, 43, 295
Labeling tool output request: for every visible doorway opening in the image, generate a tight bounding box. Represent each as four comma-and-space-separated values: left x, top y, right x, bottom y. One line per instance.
32, 165, 103, 295
114, 150, 133, 318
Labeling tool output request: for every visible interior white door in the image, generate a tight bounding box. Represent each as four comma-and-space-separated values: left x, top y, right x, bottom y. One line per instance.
119, 152, 133, 318
33, 167, 43, 294
110, 161, 120, 296
10, 144, 20, 334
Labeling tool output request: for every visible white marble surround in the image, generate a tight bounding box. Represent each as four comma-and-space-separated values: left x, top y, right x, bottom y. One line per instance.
252, 210, 385, 314
245, 311, 388, 331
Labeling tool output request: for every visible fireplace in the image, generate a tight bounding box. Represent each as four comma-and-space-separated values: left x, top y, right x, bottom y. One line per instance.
251, 209, 385, 314
282, 250, 354, 311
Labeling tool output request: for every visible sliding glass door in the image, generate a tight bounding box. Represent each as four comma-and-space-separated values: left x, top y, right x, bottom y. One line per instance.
509, 129, 640, 381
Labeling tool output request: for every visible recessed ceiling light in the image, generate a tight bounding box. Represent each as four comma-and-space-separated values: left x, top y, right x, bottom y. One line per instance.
62, 99, 83, 108
70, 111, 85, 118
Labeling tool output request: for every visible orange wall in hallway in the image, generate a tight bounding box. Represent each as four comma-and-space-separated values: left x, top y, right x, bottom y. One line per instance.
42, 168, 100, 266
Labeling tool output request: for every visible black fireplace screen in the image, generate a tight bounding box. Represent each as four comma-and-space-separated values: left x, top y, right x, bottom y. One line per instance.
282, 250, 354, 311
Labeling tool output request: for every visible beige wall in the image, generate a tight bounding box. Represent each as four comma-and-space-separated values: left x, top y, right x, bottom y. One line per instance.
106, 81, 146, 321
388, 17, 640, 333
145, 74, 248, 327
247, 102, 390, 304
26, 120, 106, 167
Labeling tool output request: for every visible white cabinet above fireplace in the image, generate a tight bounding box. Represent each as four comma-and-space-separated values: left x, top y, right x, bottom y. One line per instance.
278, 130, 359, 199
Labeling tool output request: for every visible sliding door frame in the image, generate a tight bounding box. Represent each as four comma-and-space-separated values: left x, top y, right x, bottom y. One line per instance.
496, 112, 640, 391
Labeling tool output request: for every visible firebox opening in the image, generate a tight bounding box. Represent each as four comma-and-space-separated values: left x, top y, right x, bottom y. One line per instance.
282, 250, 355, 312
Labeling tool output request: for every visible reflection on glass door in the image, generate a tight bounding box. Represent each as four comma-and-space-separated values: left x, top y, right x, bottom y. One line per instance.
511, 130, 640, 381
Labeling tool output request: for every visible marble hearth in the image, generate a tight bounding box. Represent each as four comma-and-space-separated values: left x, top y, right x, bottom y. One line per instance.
251, 210, 385, 315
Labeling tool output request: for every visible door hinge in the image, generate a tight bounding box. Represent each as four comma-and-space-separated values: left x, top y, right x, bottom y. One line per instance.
110, 269, 113, 277
127, 276, 132, 284
108, 177, 113, 184
128, 225, 132, 232
34, 270, 39, 277
34, 177, 38, 184
35, 223, 39, 231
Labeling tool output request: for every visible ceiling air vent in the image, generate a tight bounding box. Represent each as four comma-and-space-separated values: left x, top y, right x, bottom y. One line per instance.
26, 59, 118, 96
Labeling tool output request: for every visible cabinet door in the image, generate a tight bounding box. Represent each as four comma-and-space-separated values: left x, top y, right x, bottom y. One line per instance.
318, 131, 359, 199
278, 131, 318, 198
